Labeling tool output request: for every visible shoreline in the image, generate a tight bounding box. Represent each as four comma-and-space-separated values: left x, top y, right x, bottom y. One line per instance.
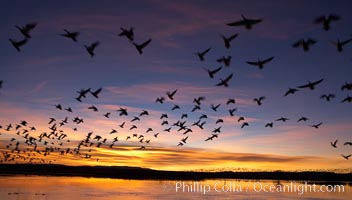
0, 164, 351, 182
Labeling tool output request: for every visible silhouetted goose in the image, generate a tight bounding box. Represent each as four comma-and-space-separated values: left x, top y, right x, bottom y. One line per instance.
344, 142, 352, 146
226, 98, 236, 105
314, 14, 340, 31
181, 136, 189, 143
163, 127, 171, 132
65, 107, 72, 113
130, 125, 137, 130
320, 94, 335, 101
160, 113, 168, 119
229, 108, 237, 116
9, 38, 28, 52
61, 29, 79, 42
212, 127, 221, 133
297, 117, 309, 122
110, 129, 117, 134
253, 96, 265, 106
88, 106, 98, 112
177, 142, 184, 146
154, 133, 159, 138
104, 112, 111, 118
119, 122, 125, 128
146, 128, 153, 133
237, 117, 245, 122
341, 95, 352, 103
298, 78, 324, 90
181, 114, 188, 119
140, 110, 149, 116
0, 80, 3, 89
191, 105, 201, 112
292, 38, 317, 51
216, 73, 233, 87
211, 103, 221, 111
216, 119, 224, 124
341, 154, 351, 160
221, 33, 238, 49
161, 120, 168, 126
265, 122, 273, 128
16, 23, 37, 38
246, 57, 274, 69
118, 27, 134, 41
167, 89, 177, 100
133, 38, 151, 54
195, 47, 211, 61
341, 82, 352, 91
216, 56, 231, 67
203, 66, 222, 78
241, 122, 249, 128
276, 117, 289, 122
227, 15, 262, 30
330, 38, 352, 52
84, 41, 99, 57
330, 140, 338, 148
131, 116, 140, 122
284, 88, 299, 96
311, 122, 322, 129
193, 96, 205, 105
183, 128, 192, 135
171, 104, 180, 110
199, 114, 207, 120
155, 97, 165, 104
55, 104, 62, 110
117, 107, 128, 116
90, 88, 102, 98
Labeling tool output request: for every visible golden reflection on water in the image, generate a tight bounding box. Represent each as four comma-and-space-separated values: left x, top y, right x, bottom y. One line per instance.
0, 176, 350, 200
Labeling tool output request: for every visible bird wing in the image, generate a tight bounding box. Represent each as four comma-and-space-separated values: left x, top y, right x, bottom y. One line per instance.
227, 20, 246, 26
246, 61, 259, 66
262, 56, 274, 64
311, 78, 324, 86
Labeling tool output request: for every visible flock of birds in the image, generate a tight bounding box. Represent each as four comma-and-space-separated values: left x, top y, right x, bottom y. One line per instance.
1, 13, 351, 165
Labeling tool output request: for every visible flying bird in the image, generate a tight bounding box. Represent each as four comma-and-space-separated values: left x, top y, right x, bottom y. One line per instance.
167, 89, 177, 100
221, 33, 238, 49
9, 38, 28, 52
344, 142, 352, 146
241, 122, 249, 128
292, 38, 317, 51
216, 56, 232, 67
284, 88, 299, 96
341, 82, 352, 91
0, 80, 3, 89
227, 15, 262, 30
60, 29, 79, 42
265, 122, 273, 128
311, 122, 322, 129
193, 96, 205, 105
276, 117, 289, 122
84, 41, 99, 57
330, 39, 352, 52
118, 27, 134, 41
211, 104, 221, 112
253, 96, 265, 106
330, 140, 338, 148
297, 117, 309, 122
341, 154, 351, 160
133, 38, 152, 55
226, 98, 236, 105
314, 14, 340, 31
341, 96, 352, 103
90, 88, 102, 98
297, 78, 324, 90
88, 106, 98, 112
195, 47, 211, 61
203, 66, 222, 79
117, 108, 128, 116
246, 57, 274, 69
155, 97, 165, 104
15, 23, 37, 38
320, 94, 335, 101
216, 73, 233, 87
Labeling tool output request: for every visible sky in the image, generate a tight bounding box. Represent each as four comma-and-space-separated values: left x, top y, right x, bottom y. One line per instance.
0, 0, 351, 172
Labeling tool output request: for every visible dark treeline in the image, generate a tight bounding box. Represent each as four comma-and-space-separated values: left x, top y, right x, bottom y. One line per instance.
0, 164, 351, 182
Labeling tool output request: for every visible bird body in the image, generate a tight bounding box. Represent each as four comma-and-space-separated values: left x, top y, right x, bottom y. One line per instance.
227, 15, 262, 30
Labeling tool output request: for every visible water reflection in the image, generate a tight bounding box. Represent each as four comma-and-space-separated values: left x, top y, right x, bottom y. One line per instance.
0, 176, 350, 200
